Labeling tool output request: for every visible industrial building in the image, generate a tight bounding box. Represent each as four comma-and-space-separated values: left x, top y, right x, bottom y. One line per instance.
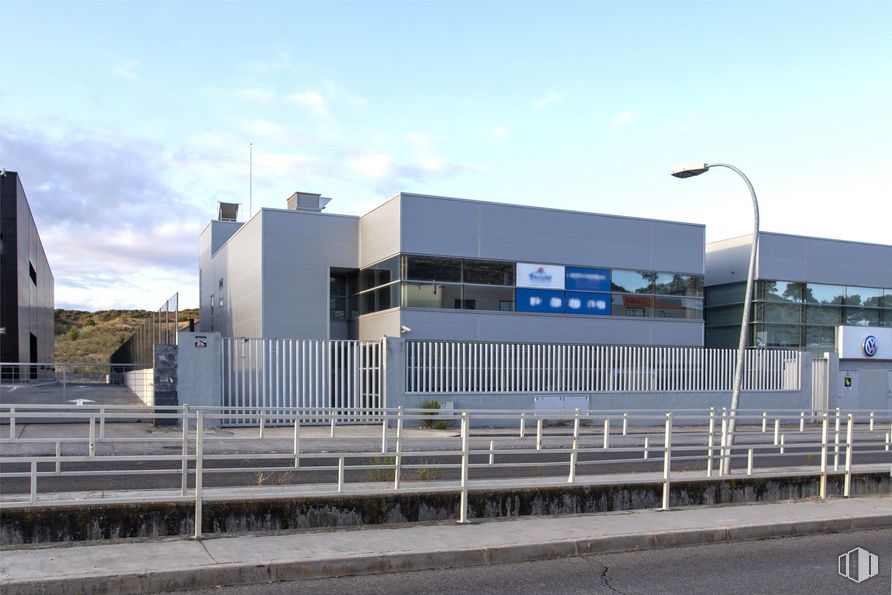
0, 170, 54, 376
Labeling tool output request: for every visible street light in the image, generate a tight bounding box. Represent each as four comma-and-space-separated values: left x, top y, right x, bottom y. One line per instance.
672, 162, 760, 475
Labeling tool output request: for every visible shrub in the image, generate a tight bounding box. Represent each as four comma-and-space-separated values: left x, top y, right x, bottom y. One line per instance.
420, 399, 451, 430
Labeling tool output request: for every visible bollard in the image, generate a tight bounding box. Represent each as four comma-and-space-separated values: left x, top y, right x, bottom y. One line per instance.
520, 413, 526, 438
844, 414, 854, 497
780, 434, 785, 455
762, 411, 767, 433
622, 412, 628, 436
88, 415, 96, 458
819, 413, 828, 500
30, 460, 38, 503
706, 407, 715, 478
181, 404, 190, 496
100, 407, 106, 440
603, 418, 610, 449
393, 407, 403, 489
259, 412, 265, 439
458, 412, 470, 524
381, 418, 388, 454
869, 412, 874, 432
489, 440, 495, 465
330, 408, 336, 439
55, 441, 61, 474
773, 419, 780, 446
337, 457, 345, 493
568, 409, 580, 483
643, 436, 649, 460
800, 412, 805, 433
747, 448, 753, 476
661, 413, 672, 511
293, 419, 301, 469
834, 408, 841, 471
193, 411, 204, 539
536, 418, 544, 451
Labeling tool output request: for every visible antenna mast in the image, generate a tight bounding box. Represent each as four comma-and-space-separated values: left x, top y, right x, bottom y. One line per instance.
249, 141, 253, 217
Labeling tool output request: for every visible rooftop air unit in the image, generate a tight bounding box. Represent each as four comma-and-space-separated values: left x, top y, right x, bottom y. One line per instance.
217, 202, 240, 222
287, 192, 332, 212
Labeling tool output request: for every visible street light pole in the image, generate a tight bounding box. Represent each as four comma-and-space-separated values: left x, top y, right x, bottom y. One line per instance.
672, 162, 760, 474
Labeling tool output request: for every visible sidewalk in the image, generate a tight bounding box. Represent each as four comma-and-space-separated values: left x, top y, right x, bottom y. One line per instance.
2, 495, 891, 594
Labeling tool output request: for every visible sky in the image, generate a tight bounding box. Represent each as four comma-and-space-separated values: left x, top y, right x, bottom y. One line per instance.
2, 1, 890, 311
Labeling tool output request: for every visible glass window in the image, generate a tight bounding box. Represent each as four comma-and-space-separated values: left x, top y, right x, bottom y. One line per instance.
753, 324, 802, 348
845, 307, 880, 327
706, 326, 740, 348
401, 282, 462, 309
845, 286, 883, 307
760, 281, 805, 303
806, 305, 843, 325
461, 285, 515, 311
652, 273, 703, 297
611, 293, 653, 317
705, 283, 746, 306
329, 297, 347, 320
757, 303, 802, 324
611, 270, 654, 294
805, 284, 845, 305
359, 256, 400, 290
653, 296, 703, 319
462, 259, 515, 286
404, 256, 462, 283
706, 304, 744, 326
805, 326, 836, 349
884, 290, 892, 309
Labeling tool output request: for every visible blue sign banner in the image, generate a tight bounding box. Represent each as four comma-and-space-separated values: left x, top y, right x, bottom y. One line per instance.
516, 288, 565, 314
565, 266, 611, 292
564, 291, 611, 315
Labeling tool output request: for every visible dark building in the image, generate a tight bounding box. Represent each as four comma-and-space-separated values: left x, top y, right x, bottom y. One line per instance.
0, 170, 54, 377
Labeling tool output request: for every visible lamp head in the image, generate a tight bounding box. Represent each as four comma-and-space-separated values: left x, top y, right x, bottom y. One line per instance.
671, 163, 710, 178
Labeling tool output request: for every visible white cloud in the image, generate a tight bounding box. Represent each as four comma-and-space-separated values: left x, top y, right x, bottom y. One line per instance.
533, 91, 561, 109
489, 126, 511, 139
112, 57, 141, 82
347, 153, 394, 180
232, 87, 276, 104
288, 90, 332, 118
609, 111, 641, 129
239, 51, 292, 73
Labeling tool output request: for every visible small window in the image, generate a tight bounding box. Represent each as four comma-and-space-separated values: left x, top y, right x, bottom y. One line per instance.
219, 278, 224, 289
29, 262, 37, 285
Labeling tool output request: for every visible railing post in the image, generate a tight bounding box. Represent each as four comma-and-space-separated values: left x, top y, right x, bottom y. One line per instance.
643, 436, 649, 460
181, 404, 189, 496
99, 407, 106, 440
458, 411, 470, 524
761, 411, 767, 433
800, 411, 805, 433
259, 411, 265, 439
55, 441, 61, 474
706, 407, 715, 478
88, 415, 96, 458
773, 418, 780, 446
622, 411, 628, 436
747, 448, 753, 476
844, 414, 854, 497
489, 440, 495, 465
9, 406, 15, 440
393, 407, 403, 489
30, 460, 38, 503
780, 433, 785, 455
293, 417, 301, 469
536, 417, 543, 451
719, 408, 728, 477
194, 411, 204, 539
868, 411, 874, 432
338, 457, 345, 493
381, 418, 388, 454
819, 412, 828, 500
568, 408, 579, 483
519, 412, 526, 438
603, 418, 610, 450
62, 369, 67, 402
330, 408, 336, 439
834, 407, 841, 471
661, 413, 672, 511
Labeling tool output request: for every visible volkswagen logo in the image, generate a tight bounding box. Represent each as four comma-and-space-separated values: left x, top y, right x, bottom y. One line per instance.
862, 335, 878, 357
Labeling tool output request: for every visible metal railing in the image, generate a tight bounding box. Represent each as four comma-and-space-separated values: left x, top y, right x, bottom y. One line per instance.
0, 362, 154, 406
1, 405, 890, 538
405, 341, 801, 393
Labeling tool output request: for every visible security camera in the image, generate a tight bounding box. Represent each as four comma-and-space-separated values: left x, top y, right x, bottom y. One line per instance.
400, 325, 412, 335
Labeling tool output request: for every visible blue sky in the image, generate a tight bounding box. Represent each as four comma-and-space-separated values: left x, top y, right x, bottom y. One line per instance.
2, 1, 890, 310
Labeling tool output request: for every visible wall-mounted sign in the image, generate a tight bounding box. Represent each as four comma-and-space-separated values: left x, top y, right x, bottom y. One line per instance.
194, 336, 208, 348
564, 291, 611, 315
565, 267, 611, 292
516, 263, 565, 290
516, 288, 565, 313
838, 326, 891, 360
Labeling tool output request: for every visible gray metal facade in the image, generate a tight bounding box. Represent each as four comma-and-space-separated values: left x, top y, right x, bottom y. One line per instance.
200, 192, 706, 346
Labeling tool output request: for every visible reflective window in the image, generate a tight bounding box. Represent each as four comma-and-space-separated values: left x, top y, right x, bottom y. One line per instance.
805, 284, 845, 305
611, 293, 653, 317
611, 270, 653, 294
401, 282, 463, 309
845, 286, 883, 307
753, 324, 802, 348
706, 304, 744, 326
760, 281, 805, 303
653, 273, 703, 297
845, 307, 881, 327
806, 305, 843, 325
462, 259, 514, 286
885, 290, 892, 309
461, 285, 515, 311
758, 303, 802, 324
653, 296, 703, 319
404, 256, 462, 283
360, 256, 400, 290
706, 283, 746, 306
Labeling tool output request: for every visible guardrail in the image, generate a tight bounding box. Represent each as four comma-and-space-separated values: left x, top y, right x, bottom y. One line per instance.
1, 405, 890, 538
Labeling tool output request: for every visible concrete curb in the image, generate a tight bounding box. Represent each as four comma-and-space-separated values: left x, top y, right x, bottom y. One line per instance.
4, 512, 892, 594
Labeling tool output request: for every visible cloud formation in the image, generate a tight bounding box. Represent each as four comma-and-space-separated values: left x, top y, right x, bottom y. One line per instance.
533, 91, 561, 109
287, 90, 332, 118
609, 111, 640, 129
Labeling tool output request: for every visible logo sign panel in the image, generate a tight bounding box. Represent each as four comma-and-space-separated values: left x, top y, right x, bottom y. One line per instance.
516, 288, 565, 314
565, 267, 611, 292
516, 263, 565, 290
838, 326, 892, 360
564, 291, 611, 315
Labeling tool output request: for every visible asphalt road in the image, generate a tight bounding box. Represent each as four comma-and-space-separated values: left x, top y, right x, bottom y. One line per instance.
185, 528, 892, 594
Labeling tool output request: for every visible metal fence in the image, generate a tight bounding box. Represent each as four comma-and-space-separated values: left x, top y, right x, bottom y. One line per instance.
0, 362, 154, 407
222, 338, 384, 425
405, 341, 802, 394
109, 292, 180, 369
1, 404, 889, 537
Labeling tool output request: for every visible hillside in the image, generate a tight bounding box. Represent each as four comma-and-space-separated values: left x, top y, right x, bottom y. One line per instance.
54, 308, 200, 363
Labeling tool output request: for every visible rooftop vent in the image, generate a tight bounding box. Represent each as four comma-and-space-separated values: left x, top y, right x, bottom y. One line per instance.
217, 202, 240, 222
287, 192, 332, 212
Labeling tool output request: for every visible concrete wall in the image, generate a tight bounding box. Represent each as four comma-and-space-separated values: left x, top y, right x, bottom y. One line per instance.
261, 209, 358, 339
198, 220, 242, 333
124, 369, 154, 406
837, 359, 892, 413
359, 196, 400, 268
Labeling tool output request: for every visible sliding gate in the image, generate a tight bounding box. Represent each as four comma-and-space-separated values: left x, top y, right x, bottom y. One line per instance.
221, 338, 384, 425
